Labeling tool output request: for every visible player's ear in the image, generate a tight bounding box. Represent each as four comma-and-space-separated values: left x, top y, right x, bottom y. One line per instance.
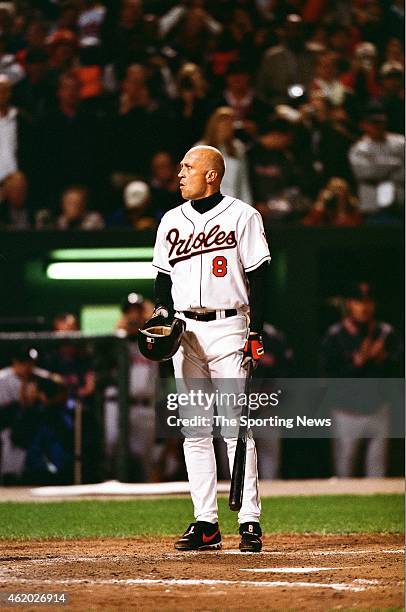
206, 170, 218, 184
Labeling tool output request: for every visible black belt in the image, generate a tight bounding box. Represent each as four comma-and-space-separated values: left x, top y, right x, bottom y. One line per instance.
182, 309, 237, 322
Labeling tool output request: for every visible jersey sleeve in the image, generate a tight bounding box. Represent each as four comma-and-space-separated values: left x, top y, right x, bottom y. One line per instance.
152, 218, 171, 275
238, 210, 271, 272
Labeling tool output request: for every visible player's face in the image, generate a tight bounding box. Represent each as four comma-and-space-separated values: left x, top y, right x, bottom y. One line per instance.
347, 298, 375, 323
178, 151, 211, 200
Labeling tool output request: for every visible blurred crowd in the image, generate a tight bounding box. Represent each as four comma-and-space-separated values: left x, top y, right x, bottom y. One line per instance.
0, 0, 404, 229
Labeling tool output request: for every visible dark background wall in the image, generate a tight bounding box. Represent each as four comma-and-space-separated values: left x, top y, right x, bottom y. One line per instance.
0, 226, 403, 375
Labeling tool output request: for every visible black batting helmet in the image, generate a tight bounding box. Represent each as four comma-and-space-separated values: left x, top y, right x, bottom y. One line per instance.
138, 315, 186, 361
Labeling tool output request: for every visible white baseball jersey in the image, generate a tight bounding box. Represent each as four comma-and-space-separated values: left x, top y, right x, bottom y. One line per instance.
152, 196, 271, 311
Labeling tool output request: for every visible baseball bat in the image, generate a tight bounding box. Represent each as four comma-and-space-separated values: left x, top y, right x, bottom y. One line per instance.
229, 360, 253, 511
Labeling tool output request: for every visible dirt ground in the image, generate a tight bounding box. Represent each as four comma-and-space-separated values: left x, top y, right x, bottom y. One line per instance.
0, 534, 403, 611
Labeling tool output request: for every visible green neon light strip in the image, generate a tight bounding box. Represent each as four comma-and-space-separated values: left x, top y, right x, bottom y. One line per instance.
50, 248, 154, 261
47, 262, 156, 280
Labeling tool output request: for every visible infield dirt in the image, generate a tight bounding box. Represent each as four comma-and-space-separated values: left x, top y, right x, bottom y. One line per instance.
0, 534, 403, 610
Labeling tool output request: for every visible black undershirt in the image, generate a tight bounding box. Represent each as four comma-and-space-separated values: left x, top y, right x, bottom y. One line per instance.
154, 192, 268, 333
191, 191, 224, 213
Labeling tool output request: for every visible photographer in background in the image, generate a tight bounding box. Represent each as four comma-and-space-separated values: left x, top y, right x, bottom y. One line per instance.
341, 42, 381, 110
376, 61, 405, 135
18, 378, 74, 486
299, 92, 356, 187
0, 347, 61, 484
302, 177, 362, 226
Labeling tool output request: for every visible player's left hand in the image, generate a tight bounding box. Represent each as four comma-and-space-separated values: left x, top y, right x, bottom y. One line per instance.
242, 332, 264, 369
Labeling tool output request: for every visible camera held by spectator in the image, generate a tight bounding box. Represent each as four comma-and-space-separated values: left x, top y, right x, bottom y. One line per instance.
303, 177, 362, 226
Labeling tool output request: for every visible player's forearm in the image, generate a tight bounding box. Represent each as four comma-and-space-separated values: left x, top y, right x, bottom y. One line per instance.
246, 262, 268, 334
154, 272, 174, 316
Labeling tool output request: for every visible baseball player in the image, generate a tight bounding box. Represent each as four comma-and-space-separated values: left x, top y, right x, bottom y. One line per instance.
152, 145, 271, 552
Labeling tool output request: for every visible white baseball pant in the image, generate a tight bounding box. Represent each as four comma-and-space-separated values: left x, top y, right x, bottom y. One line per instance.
172, 312, 261, 525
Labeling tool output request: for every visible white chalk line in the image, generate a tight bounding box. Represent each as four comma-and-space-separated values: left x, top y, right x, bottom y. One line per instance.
239, 567, 355, 574
0, 576, 366, 592
222, 548, 404, 556
208, 548, 404, 557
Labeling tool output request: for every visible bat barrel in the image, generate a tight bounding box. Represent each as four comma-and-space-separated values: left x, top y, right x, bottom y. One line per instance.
229, 437, 247, 511
228, 360, 253, 511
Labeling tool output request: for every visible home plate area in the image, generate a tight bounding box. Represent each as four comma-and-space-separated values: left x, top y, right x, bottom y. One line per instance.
0, 534, 403, 610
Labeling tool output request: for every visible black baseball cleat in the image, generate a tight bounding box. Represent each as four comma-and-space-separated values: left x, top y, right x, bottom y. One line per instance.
174, 521, 222, 551
239, 522, 262, 552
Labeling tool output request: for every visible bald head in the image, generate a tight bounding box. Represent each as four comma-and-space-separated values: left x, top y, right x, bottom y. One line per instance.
178, 146, 225, 200
188, 146, 225, 179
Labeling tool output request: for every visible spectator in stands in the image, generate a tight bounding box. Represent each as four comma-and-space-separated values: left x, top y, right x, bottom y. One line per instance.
302, 177, 362, 226
349, 104, 404, 220
56, 185, 104, 230
110, 64, 168, 179
340, 42, 381, 112
248, 117, 313, 220
0, 32, 25, 84
46, 29, 79, 83
309, 52, 348, 107
208, 7, 255, 81
320, 282, 401, 477
49, 3, 79, 36
77, 1, 107, 48
325, 24, 352, 73
255, 14, 318, 106
351, 0, 389, 56
149, 151, 180, 219
102, 0, 150, 82
299, 93, 356, 186
74, 38, 105, 101
107, 180, 156, 229
38, 72, 104, 209
0, 171, 31, 230
15, 19, 48, 68
199, 106, 253, 204
12, 48, 55, 118
376, 61, 404, 135
159, 0, 222, 65
169, 64, 210, 159
214, 61, 268, 143
384, 37, 404, 66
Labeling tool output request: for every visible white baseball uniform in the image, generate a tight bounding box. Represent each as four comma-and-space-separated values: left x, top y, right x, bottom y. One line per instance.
153, 195, 271, 524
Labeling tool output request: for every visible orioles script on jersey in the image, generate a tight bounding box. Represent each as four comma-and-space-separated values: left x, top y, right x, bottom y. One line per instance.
152, 196, 271, 310
167, 225, 237, 266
